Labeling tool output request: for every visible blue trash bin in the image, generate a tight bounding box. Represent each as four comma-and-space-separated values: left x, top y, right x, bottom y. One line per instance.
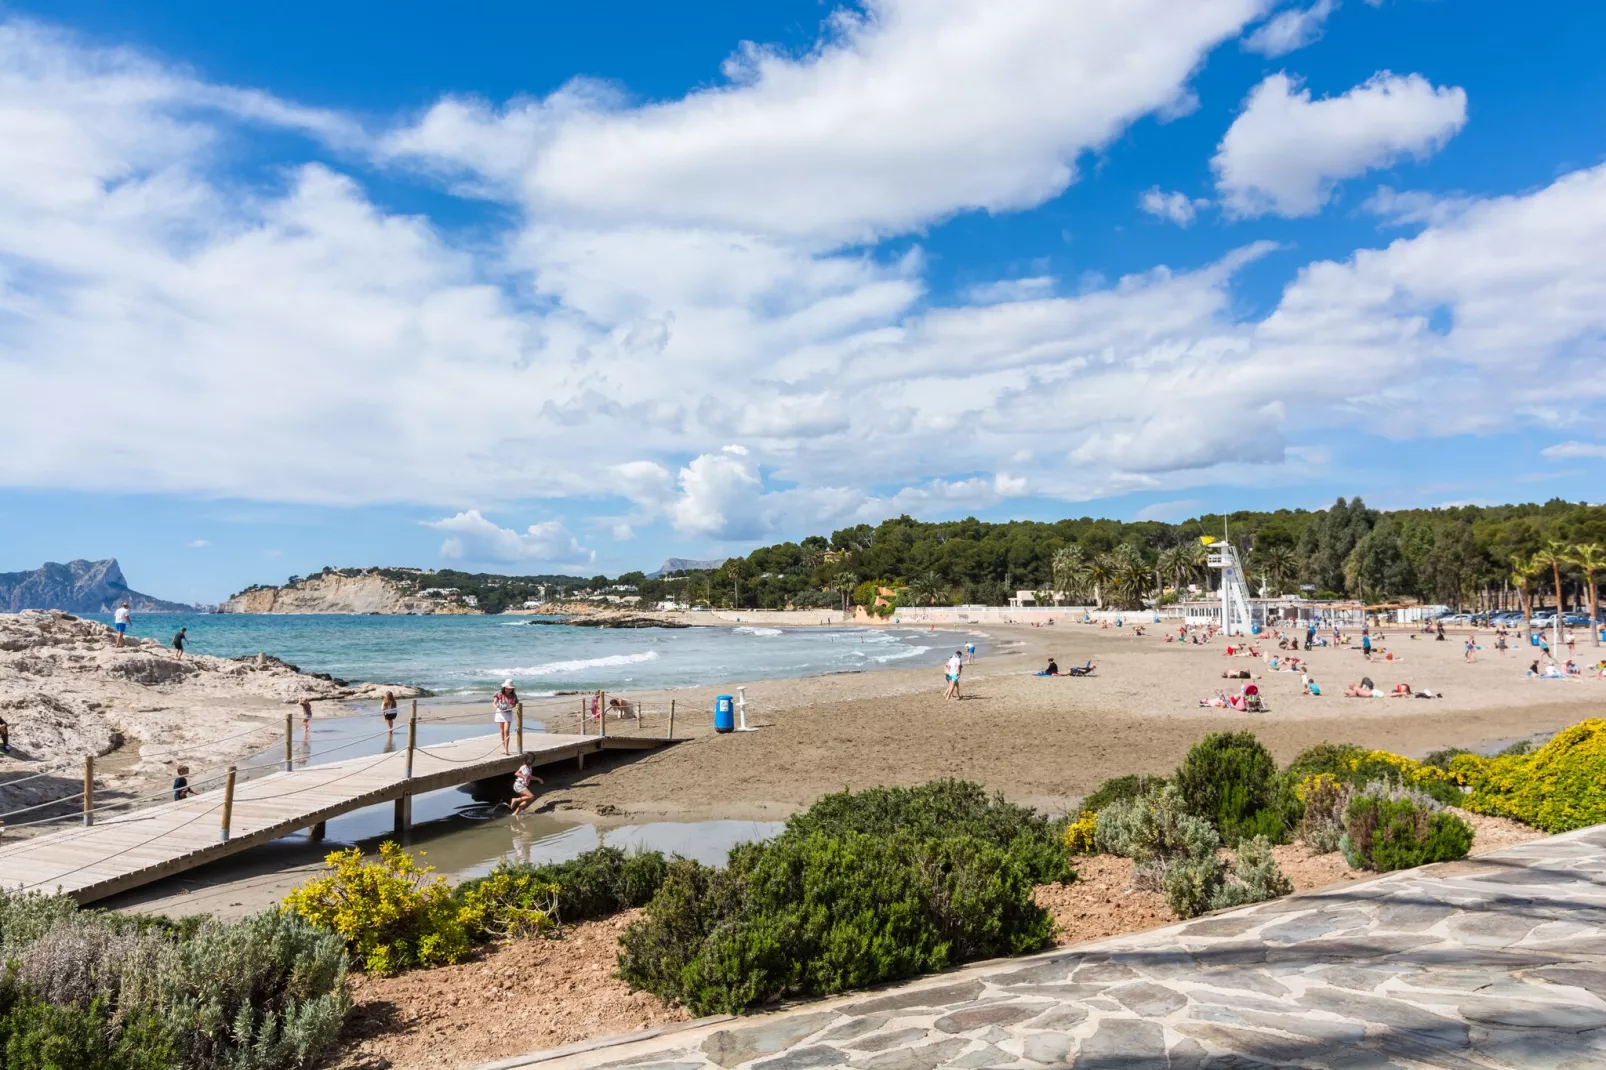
714, 694, 735, 733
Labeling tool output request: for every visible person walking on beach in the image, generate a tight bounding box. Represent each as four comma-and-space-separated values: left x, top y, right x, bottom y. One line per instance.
299, 695, 313, 740
494, 680, 518, 754
509, 753, 544, 817
965, 641, 976, 664
380, 691, 398, 738
114, 602, 131, 648
1464, 636, 1477, 663
171, 626, 188, 658
943, 650, 963, 700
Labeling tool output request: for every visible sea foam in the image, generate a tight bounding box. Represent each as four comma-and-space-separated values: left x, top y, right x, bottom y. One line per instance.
490, 650, 661, 676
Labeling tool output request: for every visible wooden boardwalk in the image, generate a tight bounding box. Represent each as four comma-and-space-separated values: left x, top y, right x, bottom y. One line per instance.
0, 731, 665, 904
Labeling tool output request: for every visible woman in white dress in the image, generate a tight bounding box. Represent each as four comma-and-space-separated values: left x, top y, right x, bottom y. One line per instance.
493, 679, 518, 754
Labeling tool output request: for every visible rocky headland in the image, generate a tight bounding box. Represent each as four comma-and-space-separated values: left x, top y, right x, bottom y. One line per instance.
220, 568, 480, 614
0, 559, 191, 614
0, 610, 421, 815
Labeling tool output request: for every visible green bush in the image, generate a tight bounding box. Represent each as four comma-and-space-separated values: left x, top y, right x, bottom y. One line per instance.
1453, 718, 1606, 832
1080, 774, 1169, 814
0, 893, 348, 1070
1175, 732, 1289, 844
1341, 786, 1473, 872
616, 781, 1071, 1015
1295, 774, 1352, 854
1286, 743, 1365, 781
1422, 747, 1471, 771
1094, 787, 1292, 919
460, 846, 669, 926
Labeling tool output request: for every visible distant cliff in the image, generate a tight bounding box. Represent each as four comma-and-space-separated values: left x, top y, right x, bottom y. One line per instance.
0, 559, 192, 614
654, 557, 729, 576
220, 568, 482, 614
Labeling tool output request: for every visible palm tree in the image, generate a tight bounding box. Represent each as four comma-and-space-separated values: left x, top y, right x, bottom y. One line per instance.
1085, 554, 1110, 609
831, 571, 859, 616
1052, 545, 1090, 603
908, 572, 947, 607
1511, 556, 1540, 642
1105, 544, 1150, 609
1567, 544, 1605, 648
1532, 541, 1570, 616
1254, 545, 1296, 597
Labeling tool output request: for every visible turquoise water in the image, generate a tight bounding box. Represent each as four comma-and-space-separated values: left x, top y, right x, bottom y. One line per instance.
90, 612, 951, 694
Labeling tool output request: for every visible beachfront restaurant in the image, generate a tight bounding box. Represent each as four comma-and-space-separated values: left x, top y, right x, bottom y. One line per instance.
1175, 596, 1368, 631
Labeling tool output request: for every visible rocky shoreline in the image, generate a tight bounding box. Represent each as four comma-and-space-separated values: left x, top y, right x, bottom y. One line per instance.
0, 610, 421, 816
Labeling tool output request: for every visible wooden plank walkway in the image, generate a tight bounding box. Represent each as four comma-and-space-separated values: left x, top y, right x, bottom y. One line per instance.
0, 731, 666, 904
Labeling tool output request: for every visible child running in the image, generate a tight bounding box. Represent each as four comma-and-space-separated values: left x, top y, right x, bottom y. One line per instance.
509, 754, 544, 816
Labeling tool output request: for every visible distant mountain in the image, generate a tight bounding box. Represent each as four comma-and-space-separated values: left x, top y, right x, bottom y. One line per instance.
652, 557, 730, 577
0, 559, 193, 614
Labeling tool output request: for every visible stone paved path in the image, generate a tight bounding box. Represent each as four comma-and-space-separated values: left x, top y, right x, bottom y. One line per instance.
485, 826, 1606, 1070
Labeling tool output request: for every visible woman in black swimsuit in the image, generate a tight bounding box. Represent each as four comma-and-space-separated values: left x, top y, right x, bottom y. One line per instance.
381, 692, 398, 737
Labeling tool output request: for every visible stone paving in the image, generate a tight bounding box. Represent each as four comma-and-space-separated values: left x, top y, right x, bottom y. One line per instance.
485, 826, 1606, 1070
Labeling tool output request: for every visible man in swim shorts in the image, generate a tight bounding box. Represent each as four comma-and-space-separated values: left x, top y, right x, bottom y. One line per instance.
114, 602, 131, 648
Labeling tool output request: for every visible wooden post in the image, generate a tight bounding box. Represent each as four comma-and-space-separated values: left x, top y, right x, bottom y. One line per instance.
284, 712, 294, 771
310, 821, 326, 841
578, 697, 585, 736
599, 691, 607, 738
515, 702, 524, 753
83, 756, 94, 827
577, 750, 585, 771
396, 702, 418, 834
668, 699, 675, 739
219, 766, 237, 842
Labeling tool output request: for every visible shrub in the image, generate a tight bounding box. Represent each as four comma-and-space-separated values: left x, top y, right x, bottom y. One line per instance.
1453, 718, 1606, 832
1295, 774, 1352, 854
1422, 747, 1472, 771
1349, 751, 1463, 805
455, 870, 559, 942
1080, 774, 1168, 814
282, 842, 471, 974
460, 846, 668, 926
1286, 743, 1365, 781
1211, 835, 1293, 911
1061, 811, 1098, 855
0, 893, 348, 1070
1094, 787, 1292, 919
1175, 732, 1288, 844
616, 781, 1070, 1015
1341, 785, 1473, 872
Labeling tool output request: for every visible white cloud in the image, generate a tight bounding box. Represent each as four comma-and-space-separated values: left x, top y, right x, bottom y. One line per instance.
1364, 185, 1478, 227
382, 0, 1266, 242
186, 539, 210, 548
1214, 72, 1468, 218
1139, 188, 1207, 226
1243, 0, 1338, 57
1, 15, 1605, 552
611, 523, 636, 541
1134, 499, 1202, 522
423, 510, 595, 565
1542, 442, 1606, 461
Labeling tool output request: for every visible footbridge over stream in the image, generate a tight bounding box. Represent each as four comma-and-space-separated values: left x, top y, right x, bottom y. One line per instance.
0, 727, 669, 905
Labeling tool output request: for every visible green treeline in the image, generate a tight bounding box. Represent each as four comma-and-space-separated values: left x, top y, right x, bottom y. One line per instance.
707, 497, 1606, 613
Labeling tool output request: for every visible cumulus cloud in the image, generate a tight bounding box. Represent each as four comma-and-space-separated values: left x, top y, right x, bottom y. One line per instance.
1243, 0, 1338, 57
381, 0, 1265, 242
1139, 188, 1207, 225
186, 539, 210, 548
1214, 72, 1468, 217
1541, 442, 1606, 461
423, 510, 594, 565
1, 14, 1604, 551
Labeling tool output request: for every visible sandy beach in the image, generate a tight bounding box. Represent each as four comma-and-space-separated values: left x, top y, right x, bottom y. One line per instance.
533, 618, 1602, 821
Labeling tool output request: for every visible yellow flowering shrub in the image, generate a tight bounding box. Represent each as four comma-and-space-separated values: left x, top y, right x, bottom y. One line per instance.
1295, 772, 1340, 802
1061, 811, 1098, 855
282, 842, 472, 974
455, 869, 560, 941
1452, 719, 1606, 833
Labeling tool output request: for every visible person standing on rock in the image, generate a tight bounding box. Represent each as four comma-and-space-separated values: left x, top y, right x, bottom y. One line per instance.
114, 602, 131, 648
171, 626, 188, 658
493, 681, 518, 754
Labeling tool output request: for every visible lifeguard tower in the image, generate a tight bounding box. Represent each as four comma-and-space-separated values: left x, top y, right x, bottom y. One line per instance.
1203, 535, 1257, 636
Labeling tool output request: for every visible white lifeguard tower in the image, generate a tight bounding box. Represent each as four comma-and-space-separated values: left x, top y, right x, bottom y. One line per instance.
1204, 535, 1257, 636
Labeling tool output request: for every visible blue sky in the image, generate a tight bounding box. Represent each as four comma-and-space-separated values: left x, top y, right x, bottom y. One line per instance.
1, 0, 1604, 603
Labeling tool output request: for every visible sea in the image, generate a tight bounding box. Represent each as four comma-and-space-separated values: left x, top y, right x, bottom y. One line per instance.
87, 611, 951, 695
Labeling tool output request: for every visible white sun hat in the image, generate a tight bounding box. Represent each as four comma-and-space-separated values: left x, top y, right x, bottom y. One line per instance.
502, 679, 514, 688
